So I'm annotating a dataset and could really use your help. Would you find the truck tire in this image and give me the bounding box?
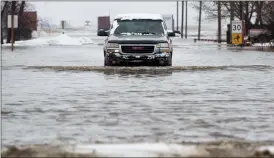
[167,55,172,66]
[104,58,108,66]
[104,57,120,66]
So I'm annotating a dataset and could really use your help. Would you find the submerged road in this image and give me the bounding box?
[2,36,274,150]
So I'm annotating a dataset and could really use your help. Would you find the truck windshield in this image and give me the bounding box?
[113,19,165,35]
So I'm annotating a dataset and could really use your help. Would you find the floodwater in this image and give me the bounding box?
[1,36,274,155]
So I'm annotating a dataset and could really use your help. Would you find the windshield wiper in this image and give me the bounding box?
[116,32,132,35]
[139,32,157,35]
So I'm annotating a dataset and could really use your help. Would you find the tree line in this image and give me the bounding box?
[191,1,274,38]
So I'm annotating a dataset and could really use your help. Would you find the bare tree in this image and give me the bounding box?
[191,1,258,28]
[1,1,9,44]
[261,1,274,38]
[1,1,38,43]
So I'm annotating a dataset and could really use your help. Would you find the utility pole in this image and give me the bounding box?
[61,20,65,34]
[198,1,202,40]
[239,1,243,20]
[185,1,188,39]
[239,1,244,45]
[11,11,14,51]
[245,1,248,46]
[245,1,248,31]
[230,1,234,44]
[217,1,221,43]
[176,1,179,31]
[11,1,16,51]
[181,1,184,38]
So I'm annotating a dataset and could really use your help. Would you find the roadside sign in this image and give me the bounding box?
[232,20,242,33]
[8,14,18,51]
[231,20,243,45]
[232,33,242,45]
[8,15,18,28]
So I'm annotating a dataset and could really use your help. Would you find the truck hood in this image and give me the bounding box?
[107,35,168,44]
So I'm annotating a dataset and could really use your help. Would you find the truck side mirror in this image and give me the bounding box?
[167,31,175,37]
[97,29,108,36]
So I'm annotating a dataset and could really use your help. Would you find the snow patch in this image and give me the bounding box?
[77,37,95,45]
[68,143,207,157]
[48,34,82,46]
[109,20,119,35]
[39,31,50,37]
[32,31,51,39]
[31,31,39,38]
[253,43,271,47]
[2,34,94,47]
[114,13,163,21]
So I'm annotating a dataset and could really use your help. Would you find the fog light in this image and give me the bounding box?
[114,53,121,56]
[156,52,169,57]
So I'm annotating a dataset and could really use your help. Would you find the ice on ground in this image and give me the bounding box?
[1,34,94,47]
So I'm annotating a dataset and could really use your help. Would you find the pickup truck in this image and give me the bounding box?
[98,13,174,66]
[248,28,272,44]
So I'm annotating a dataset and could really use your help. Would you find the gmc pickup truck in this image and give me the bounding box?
[98,13,173,66]
[248,28,272,43]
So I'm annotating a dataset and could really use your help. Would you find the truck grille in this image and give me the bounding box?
[121,46,155,53]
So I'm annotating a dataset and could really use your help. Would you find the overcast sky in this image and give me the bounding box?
[31,1,220,28]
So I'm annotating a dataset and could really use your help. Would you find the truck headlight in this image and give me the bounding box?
[156,43,169,48]
[156,43,170,53]
[107,43,119,48]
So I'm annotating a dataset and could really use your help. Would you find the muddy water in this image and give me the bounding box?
[2,41,274,150]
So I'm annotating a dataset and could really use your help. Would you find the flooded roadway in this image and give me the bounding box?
[1,37,274,154]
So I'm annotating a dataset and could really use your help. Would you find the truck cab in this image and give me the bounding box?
[102,13,174,66]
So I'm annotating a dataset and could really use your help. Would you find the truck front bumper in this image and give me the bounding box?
[105,52,171,65]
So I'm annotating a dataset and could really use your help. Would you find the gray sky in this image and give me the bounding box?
[31,1,230,31]
[32,2,205,27]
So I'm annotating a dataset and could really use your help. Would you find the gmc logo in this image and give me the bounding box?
[132,46,144,50]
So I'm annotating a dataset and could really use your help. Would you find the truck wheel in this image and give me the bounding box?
[104,57,120,66]
[167,56,172,66]
[104,58,109,66]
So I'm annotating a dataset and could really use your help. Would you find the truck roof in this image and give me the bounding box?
[114,13,163,21]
